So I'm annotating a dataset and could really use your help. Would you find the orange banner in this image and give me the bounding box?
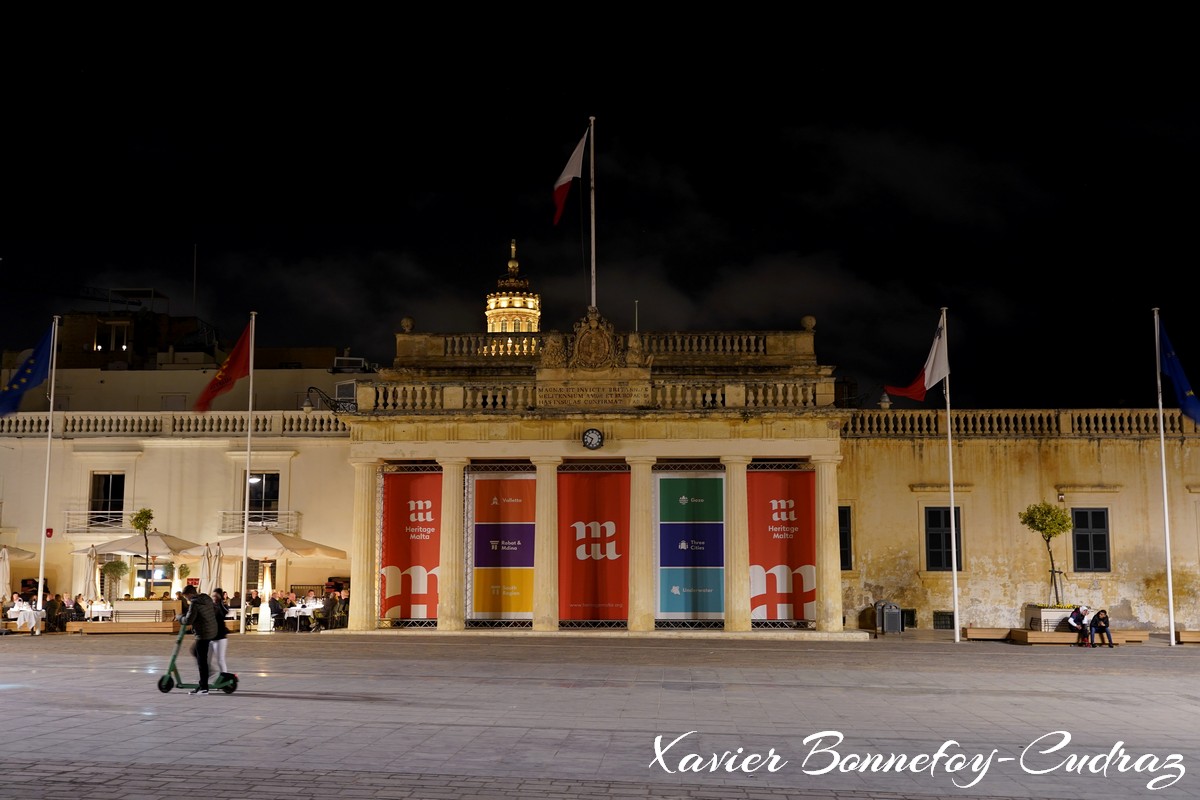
[381,472,442,619]
[747,470,816,620]
[558,471,630,620]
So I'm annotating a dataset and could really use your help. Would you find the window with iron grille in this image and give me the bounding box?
[925,506,962,571]
[1072,508,1110,572]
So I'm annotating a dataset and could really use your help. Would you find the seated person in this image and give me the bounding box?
[8,593,41,634]
[1090,608,1115,648]
[268,591,286,631]
[1066,605,1090,646]
[245,589,262,624]
[332,589,350,629]
[72,594,89,621]
[229,591,242,609]
[312,591,338,632]
[44,594,68,632]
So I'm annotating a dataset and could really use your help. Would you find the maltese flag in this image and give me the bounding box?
[553,129,589,225]
[885,313,950,401]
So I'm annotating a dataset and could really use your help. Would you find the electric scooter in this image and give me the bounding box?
[157,622,238,694]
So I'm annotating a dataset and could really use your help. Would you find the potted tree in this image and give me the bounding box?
[100,559,129,602]
[129,508,155,598]
[1018,501,1075,630]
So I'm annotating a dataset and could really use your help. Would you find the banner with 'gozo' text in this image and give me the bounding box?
[471,475,535,619]
[380,471,442,619]
[747,469,816,620]
[558,471,630,620]
[656,473,725,619]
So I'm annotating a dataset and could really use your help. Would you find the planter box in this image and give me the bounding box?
[1025,605,1072,631]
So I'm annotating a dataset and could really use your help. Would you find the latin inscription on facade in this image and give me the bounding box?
[538,383,651,408]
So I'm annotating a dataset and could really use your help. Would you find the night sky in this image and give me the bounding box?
[2,31,1196,410]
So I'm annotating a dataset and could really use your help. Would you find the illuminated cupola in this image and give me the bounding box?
[485,239,540,333]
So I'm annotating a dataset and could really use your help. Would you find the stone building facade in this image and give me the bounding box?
[2,305,1197,635]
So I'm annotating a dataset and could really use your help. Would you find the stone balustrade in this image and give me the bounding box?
[3,407,1196,439]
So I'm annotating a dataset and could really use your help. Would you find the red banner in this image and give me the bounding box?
[747,470,816,620]
[381,472,442,619]
[558,471,630,620]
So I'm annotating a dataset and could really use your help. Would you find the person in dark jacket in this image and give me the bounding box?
[210,589,232,679]
[178,585,218,694]
[1090,608,1114,648]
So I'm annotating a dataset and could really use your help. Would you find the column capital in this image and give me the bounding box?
[348,457,384,468]
[809,454,843,466]
[719,455,752,467]
[530,456,563,468]
[436,457,471,468]
[624,455,658,467]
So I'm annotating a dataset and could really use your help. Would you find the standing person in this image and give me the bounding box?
[1090,609,1115,648]
[210,588,232,680]
[178,585,218,694]
[1066,605,1090,647]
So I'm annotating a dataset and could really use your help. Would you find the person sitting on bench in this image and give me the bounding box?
[1090,608,1114,648]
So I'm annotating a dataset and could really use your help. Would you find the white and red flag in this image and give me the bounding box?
[885,313,950,401]
[552,129,589,225]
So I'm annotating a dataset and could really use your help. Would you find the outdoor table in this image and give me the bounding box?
[283,605,314,631]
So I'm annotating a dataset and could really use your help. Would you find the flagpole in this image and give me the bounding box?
[941,307,961,644]
[1152,308,1177,645]
[239,312,257,634]
[587,115,597,309]
[35,316,60,627]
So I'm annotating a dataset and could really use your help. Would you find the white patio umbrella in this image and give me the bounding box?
[197,544,224,595]
[1,544,38,561]
[85,545,101,601]
[1,545,38,603]
[73,532,204,599]
[0,547,11,601]
[182,531,347,561]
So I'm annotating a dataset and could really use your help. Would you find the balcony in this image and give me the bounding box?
[219,510,300,535]
[63,511,135,535]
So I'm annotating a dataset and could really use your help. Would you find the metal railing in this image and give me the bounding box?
[218,510,300,534]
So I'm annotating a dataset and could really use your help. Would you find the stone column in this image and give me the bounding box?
[348,458,382,632]
[531,456,562,632]
[626,456,657,632]
[811,454,844,632]
[721,455,752,632]
[436,457,469,631]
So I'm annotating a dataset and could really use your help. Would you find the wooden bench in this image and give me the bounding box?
[1008,629,1147,646]
[1176,631,1200,644]
[963,627,1011,640]
[2,619,43,634]
[66,620,180,635]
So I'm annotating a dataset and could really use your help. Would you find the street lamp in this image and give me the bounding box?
[303,386,356,415]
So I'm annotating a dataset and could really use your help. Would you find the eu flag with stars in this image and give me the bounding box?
[1160,320,1200,425]
[0,324,54,417]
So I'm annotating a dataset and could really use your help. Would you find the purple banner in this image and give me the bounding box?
[473,523,535,567]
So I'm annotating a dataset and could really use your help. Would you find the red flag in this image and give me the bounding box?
[553,129,588,225]
[884,315,950,401]
[194,322,252,413]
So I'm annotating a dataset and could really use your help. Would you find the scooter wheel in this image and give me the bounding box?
[157,675,175,693]
[221,676,238,694]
